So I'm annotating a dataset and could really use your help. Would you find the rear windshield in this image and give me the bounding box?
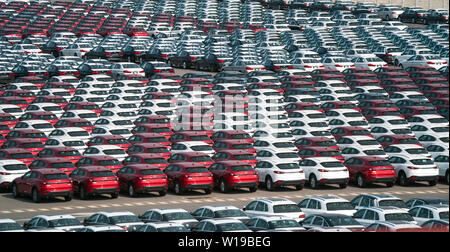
[44,173,69,180]
[231,165,254,172]
[11,153,34,159]
[379,200,407,208]
[139,169,164,175]
[384,213,414,222]
[52,162,75,169]
[98,160,120,166]
[90,171,115,177]
[368,160,391,166]
[3,164,28,170]
[190,156,213,162]
[185,167,209,173]
[326,202,354,211]
[273,204,301,213]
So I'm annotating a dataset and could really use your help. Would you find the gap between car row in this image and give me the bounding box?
[2,188,447,215]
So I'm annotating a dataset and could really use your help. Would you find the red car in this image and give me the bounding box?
[134,115,171,127]
[164,162,214,194]
[212,139,256,154]
[19,111,59,125]
[0,97,29,109]
[1,138,44,155]
[383,84,420,94]
[331,126,374,140]
[75,155,123,173]
[12,168,73,203]
[64,102,102,115]
[399,106,439,118]
[297,146,345,163]
[376,134,422,148]
[344,156,396,188]
[37,147,83,164]
[131,123,173,138]
[418,83,449,92]
[413,77,448,85]
[31,95,69,107]
[285,102,323,113]
[41,82,76,94]
[29,157,77,175]
[209,160,259,193]
[1,90,36,103]
[0,113,19,128]
[380,78,415,86]
[345,79,380,87]
[5,129,48,143]
[122,153,169,169]
[69,166,120,200]
[358,99,398,109]
[0,148,35,165]
[211,130,254,143]
[87,135,131,150]
[361,107,403,120]
[169,131,213,146]
[116,164,168,197]
[321,101,360,111]
[126,143,171,159]
[168,152,214,168]
[294,137,339,150]
[54,118,94,132]
[212,150,257,167]
[128,133,171,147]
[0,122,10,137]
[377,72,410,79]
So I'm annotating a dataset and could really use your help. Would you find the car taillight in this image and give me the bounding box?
[427,62,435,64]
[124,70,132,73]
[246,67,253,70]
[299,214,305,219]
[189,57,197,61]
[217,60,225,63]
[335,64,343,67]
[368,64,376,67]
[407,166,418,170]
[318,169,328,172]
[274,171,284,174]
[0,172,9,175]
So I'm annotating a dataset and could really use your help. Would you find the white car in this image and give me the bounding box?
[91,125,133,139]
[0,218,25,232]
[322,57,355,72]
[350,194,409,211]
[0,160,29,191]
[190,206,250,222]
[354,207,418,227]
[243,198,306,222]
[133,222,189,232]
[290,58,324,71]
[365,221,422,232]
[351,57,388,71]
[433,154,449,185]
[111,62,145,78]
[83,145,127,161]
[83,211,144,231]
[0,104,23,117]
[387,154,439,186]
[341,145,388,159]
[44,137,87,150]
[49,127,90,143]
[398,54,447,70]
[170,141,215,156]
[298,195,357,217]
[368,116,414,137]
[60,43,93,57]
[254,159,305,191]
[299,157,349,189]
[139,208,198,229]
[244,216,306,232]
[191,218,252,232]
[383,144,432,159]
[253,139,298,153]
[23,214,84,231]
[408,205,449,225]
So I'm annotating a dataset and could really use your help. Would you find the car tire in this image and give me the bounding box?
[249,186,257,192]
[429,180,437,186]
[159,190,166,196]
[64,193,72,202]
[295,184,303,190]
[174,181,183,195]
[265,176,274,191]
[309,174,319,189]
[339,183,347,189]
[128,183,136,197]
[398,171,409,186]
[356,174,367,188]
[79,185,88,200]
[219,179,229,193]
[386,182,394,187]
[32,188,40,203]
[111,191,119,199]
[12,183,19,198]
[204,188,212,194]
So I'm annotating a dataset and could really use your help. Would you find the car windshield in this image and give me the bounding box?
[277,163,300,169]
[384,213,414,222]
[321,162,345,168]
[0,221,23,231]
[49,218,81,227]
[43,173,69,180]
[163,212,194,221]
[185,167,209,173]
[98,160,120,166]
[410,159,434,165]
[190,156,213,162]
[326,202,354,211]
[379,200,407,208]
[269,219,301,229]
[217,222,248,231]
[191,146,213,151]
[110,215,141,224]
[327,215,361,226]
[158,226,189,232]
[215,209,247,218]
[104,149,126,155]
[273,204,301,213]
[90,171,115,177]
[276,153,299,159]
[3,164,28,170]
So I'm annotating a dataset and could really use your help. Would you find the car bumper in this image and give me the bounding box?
[367,177,396,183]
[184,183,213,190]
[319,178,349,185]
[408,176,439,182]
[41,190,72,198]
[87,187,119,195]
[275,180,306,186]
[230,181,258,189]
[137,185,167,192]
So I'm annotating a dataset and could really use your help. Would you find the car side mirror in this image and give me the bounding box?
[243,207,247,211]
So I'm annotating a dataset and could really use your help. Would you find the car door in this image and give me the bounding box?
[415,208,432,225]
[359,209,376,227]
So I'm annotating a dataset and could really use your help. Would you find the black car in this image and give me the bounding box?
[194,54,232,72]
[141,61,173,77]
[399,8,428,23]
[309,0,334,12]
[424,9,449,24]
[169,50,203,69]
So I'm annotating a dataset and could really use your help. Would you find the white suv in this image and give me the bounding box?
[0,160,29,191]
[298,195,357,216]
[243,198,306,222]
[254,160,306,191]
[408,204,449,225]
[353,206,418,227]
[387,154,439,186]
[299,157,349,189]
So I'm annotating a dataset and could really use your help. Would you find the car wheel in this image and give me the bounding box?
[64,193,72,202]
[204,188,212,194]
[295,184,304,190]
[174,181,182,195]
[219,179,229,193]
[79,185,88,200]
[159,190,167,196]
[398,171,409,186]
[339,183,348,189]
[386,182,394,187]
[265,176,274,191]
[309,174,319,189]
[394,59,399,66]
[249,186,257,192]
[128,183,136,197]
[32,188,40,203]
[429,180,437,186]
[12,183,19,198]
[111,191,119,199]
[356,174,367,188]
